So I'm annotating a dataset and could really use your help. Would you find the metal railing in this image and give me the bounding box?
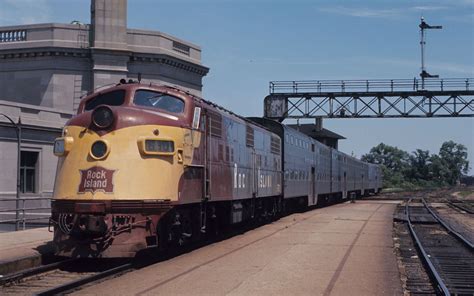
[0,197,51,230]
[269,78,473,94]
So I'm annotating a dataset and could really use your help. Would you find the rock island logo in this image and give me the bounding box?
[78,166,115,194]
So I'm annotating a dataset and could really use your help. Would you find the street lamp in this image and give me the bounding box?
[0,113,22,231]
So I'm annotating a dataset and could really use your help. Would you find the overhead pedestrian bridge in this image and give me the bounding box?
[265,78,474,121]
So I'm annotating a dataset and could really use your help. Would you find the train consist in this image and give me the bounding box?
[51,82,382,257]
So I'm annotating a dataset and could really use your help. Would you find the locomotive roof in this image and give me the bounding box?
[80,81,277,134]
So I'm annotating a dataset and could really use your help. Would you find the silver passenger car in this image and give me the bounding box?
[249,118,382,206]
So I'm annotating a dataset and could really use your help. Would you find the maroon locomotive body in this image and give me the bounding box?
[51,82,282,257]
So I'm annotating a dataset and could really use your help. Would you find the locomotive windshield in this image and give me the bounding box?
[84,90,126,111]
[134,90,185,114]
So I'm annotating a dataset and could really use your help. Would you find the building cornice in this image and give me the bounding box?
[130,54,209,76]
[0,47,209,76]
[0,47,89,59]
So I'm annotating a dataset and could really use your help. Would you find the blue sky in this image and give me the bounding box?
[1,0,473,171]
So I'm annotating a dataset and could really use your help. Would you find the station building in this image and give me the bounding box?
[288,123,345,150]
[0,0,208,223]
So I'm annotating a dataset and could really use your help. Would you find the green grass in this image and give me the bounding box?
[457,189,474,198]
[381,188,406,193]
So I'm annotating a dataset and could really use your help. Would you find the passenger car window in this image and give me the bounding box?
[134,90,185,114]
[85,90,126,111]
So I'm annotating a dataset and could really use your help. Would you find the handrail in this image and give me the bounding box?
[0,197,51,230]
[0,216,51,224]
[0,207,51,213]
[269,78,473,94]
[0,197,51,201]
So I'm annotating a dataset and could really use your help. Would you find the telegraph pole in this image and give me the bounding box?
[419,17,442,89]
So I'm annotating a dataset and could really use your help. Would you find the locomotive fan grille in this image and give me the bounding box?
[246,126,254,147]
[209,113,222,138]
[271,136,281,154]
[218,144,224,160]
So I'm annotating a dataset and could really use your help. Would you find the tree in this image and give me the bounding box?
[362,141,470,188]
[408,149,431,180]
[361,143,410,187]
[361,143,409,170]
[437,141,469,185]
[428,154,450,184]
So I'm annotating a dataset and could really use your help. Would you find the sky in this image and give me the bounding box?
[1,0,473,172]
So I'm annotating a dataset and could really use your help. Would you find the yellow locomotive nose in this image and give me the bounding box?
[51,119,189,257]
[53,123,185,201]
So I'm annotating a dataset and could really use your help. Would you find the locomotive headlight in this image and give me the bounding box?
[91,106,114,129]
[138,137,175,156]
[53,137,74,156]
[90,140,110,160]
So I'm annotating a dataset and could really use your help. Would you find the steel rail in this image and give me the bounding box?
[421,198,474,250]
[405,198,451,296]
[0,259,75,286]
[35,262,133,296]
[447,201,474,215]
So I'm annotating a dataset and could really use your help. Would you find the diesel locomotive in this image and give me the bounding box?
[50,81,381,257]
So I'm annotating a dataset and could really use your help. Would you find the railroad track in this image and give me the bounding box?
[0,258,133,295]
[406,198,474,295]
[0,220,278,295]
[448,200,474,215]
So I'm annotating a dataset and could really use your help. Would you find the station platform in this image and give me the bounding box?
[0,227,53,275]
[76,200,403,296]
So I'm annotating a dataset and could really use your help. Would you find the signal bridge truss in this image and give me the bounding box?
[264,78,474,121]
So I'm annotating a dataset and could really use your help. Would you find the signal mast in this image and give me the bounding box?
[419,17,442,89]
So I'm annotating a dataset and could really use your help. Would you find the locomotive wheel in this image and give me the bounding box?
[157,209,192,250]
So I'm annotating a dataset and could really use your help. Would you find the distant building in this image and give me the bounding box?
[288,123,345,149]
[0,0,208,223]
[460,175,474,186]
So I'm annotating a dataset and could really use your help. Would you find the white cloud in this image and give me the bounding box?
[318,7,403,19]
[247,57,333,66]
[411,6,448,11]
[318,5,455,20]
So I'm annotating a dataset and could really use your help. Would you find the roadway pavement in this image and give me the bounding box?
[76,200,403,296]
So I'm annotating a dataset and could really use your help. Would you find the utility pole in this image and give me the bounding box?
[419,17,442,89]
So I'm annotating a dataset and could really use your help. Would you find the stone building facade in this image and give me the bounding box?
[0,0,208,227]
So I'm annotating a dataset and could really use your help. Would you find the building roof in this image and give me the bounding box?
[287,124,346,140]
